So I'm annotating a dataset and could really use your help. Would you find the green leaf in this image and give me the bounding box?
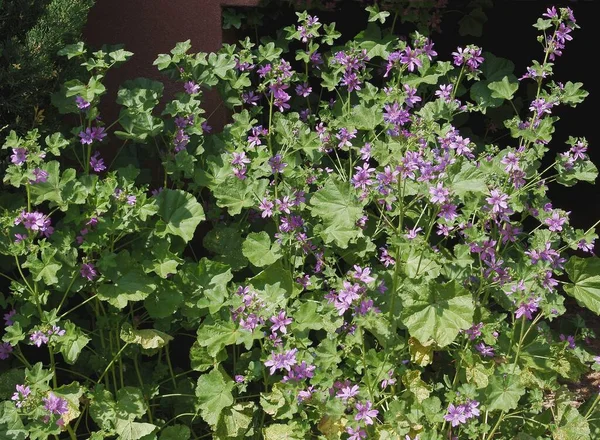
[366,5,390,23]
[203,226,248,272]
[242,232,281,267]
[213,178,267,216]
[98,267,157,309]
[458,7,487,37]
[196,320,255,358]
[23,247,61,286]
[114,419,156,440]
[485,374,525,412]
[0,401,27,440]
[488,76,519,101]
[291,301,323,332]
[209,53,236,79]
[348,104,383,131]
[553,406,590,440]
[450,163,488,196]
[116,387,146,419]
[216,403,254,438]
[263,422,306,440]
[561,81,588,107]
[58,321,90,364]
[120,323,173,350]
[155,189,205,243]
[401,281,474,347]
[144,280,184,319]
[564,257,600,314]
[159,425,191,440]
[310,178,363,248]
[195,369,234,427]
[57,42,86,59]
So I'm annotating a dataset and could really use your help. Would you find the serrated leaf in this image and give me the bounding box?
[159,425,190,440]
[564,257,600,314]
[115,419,156,440]
[196,369,234,427]
[401,281,473,347]
[120,323,173,350]
[485,374,525,412]
[242,232,281,267]
[488,76,518,101]
[310,178,363,248]
[156,189,205,242]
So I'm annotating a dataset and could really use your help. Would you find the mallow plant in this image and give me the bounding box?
[1,5,600,439]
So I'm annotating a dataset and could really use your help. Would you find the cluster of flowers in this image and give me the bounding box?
[30,325,66,347]
[14,210,54,240]
[444,399,481,427]
[12,385,69,427]
[325,265,381,317]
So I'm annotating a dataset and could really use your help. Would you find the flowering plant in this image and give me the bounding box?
[1,5,599,440]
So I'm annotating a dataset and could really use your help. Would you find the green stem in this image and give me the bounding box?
[133,354,154,424]
[166,345,177,389]
[49,347,58,388]
[483,411,505,440]
[59,294,97,319]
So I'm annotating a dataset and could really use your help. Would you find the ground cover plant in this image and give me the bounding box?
[1,4,600,439]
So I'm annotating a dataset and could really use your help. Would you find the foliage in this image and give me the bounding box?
[0,0,94,134]
[1,4,600,440]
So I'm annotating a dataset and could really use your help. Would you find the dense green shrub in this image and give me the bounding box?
[0,0,94,134]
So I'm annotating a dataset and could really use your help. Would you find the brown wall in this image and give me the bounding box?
[83,0,259,132]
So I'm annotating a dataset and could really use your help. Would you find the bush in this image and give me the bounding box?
[1,4,599,439]
[0,0,94,134]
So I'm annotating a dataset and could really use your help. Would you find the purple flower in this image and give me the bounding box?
[0,342,13,360]
[346,427,367,440]
[90,151,106,172]
[486,189,509,214]
[354,400,378,425]
[295,83,312,97]
[578,239,595,254]
[30,330,49,347]
[184,81,200,94]
[444,403,467,427]
[463,400,481,419]
[515,297,541,320]
[270,311,292,335]
[79,128,94,145]
[352,265,375,284]
[429,182,449,204]
[81,263,97,281]
[91,127,106,142]
[435,84,453,101]
[234,375,245,383]
[264,348,298,375]
[268,154,287,174]
[10,148,27,166]
[545,211,568,232]
[43,392,69,415]
[400,47,423,72]
[4,309,16,326]
[242,90,260,106]
[75,96,90,110]
[336,128,357,149]
[11,384,31,408]
[14,211,53,237]
[48,325,66,337]
[259,198,274,218]
[126,195,137,206]
[560,334,576,349]
[337,384,360,402]
[475,342,495,357]
[30,168,49,184]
